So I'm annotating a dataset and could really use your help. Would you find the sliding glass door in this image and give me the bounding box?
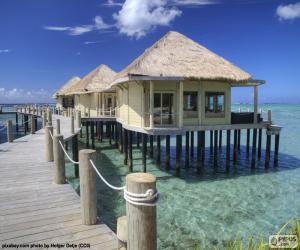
[154,92,174,126]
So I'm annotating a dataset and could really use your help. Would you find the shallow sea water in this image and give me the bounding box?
[2,104,300,249]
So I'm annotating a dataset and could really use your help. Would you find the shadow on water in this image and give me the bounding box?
[65,128,300,249]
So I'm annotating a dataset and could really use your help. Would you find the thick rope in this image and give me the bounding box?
[89,159,159,206]
[58,140,79,164]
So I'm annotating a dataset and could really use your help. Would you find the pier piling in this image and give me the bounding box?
[45,125,54,162]
[56,119,61,135]
[7,120,13,143]
[53,134,65,184]
[142,133,147,172]
[185,131,189,168]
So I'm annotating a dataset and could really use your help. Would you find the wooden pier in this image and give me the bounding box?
[0,114,118,249]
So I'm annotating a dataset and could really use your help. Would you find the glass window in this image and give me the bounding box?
[183,92,197,111]
[205,92,225,115]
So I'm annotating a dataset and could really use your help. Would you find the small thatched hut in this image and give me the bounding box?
[53,76,81,109]
[68,64,117,117]
[110,31,264,132]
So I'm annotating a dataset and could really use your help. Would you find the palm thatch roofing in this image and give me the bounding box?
[68,64,116,95]
[112,31,254,85]
[53,76,81,98]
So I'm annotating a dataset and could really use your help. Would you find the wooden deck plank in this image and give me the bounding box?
[0,114,117,249]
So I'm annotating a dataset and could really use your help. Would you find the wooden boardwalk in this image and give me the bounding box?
[0,115,118,250]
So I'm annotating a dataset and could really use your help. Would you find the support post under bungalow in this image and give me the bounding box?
[128,130,133,172]
[274,133,280,166]
[265,129,272,168]
[190,131,194,158]
[15,113,18,133]
[213,130,218,166]
[251,129,257,168]
[119,124,123,153]
[226,130,231,167]
[136,132,140,148]
[176,135,182,173]
[219,130,222,149]
[85,121,89,148]
[185,131,189,168]
[149,135,154,158]
[237,129,241,151]
[91,121,95,149]
[165,135,171,170]
[123,128,128,165]
[201,131,205,162]
[233,130,238,163]
[258,128,262,159]
[100,121,103,142]
[72,135,79,178]
[210,130,213,154]
[197,131,201,172]
[142,133,147,172]
[156,135,161,164]
[246,129,250,157]
[115,123,119,148]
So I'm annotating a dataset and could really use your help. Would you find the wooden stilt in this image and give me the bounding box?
[176,135,182,173]
[233,130,238,163]
[149,135,154,158]
[100,122,103,142]
[108,122,112,145]
[251,129,257,168]
[115,123,118,148]
[128,130,133,172]
[265,130,271,168]
[91,121,95,149]
[142,134,147,172]
[136,132,140,148]
[166,135,170,170]
[15,113,18,133]
[258,128,262,158]
[226,130,231,167]
[201,131,205,162]
[24,115,29,134]
[197,131,201,172]
[123,128,128,165]
[237,129,241,151]
[190,131,194,158]
[156,135,161,164]
[246,129,250,157]
[219,130,222,149]
[185,131,189,168]
[210,130,213,154]
[274,133,280,166]
[214,130,218,166]
[119,124,123,153]
[72,135,79,178]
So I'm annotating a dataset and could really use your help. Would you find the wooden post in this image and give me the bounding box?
[237,129,241,151]
[136,132,140,148]
[165,135,170,170]
[246,129,250,157]
[31,116,35,134]
[128,130,133,172]
[53,134,65,184]
[71,115,75,134]
[56,119,61,135]
[176,135,182,173]
[253,86,258,124]
[123,128,128,165]
[126,173,157,250]
[233,130,238,163]
[86,121,89,148]
[142,134,147,172]
[45,125,54,162]
[117,216,127,249]
[210,130,213,154]
[7,120,13,143]
[100,121,103,142]
[251,129,257,168]
[91,121,95,149]
[72,135,79,178]
[190,131,194,158]
[258,128,262,158]
[214,130,218,166]
[79,149,97,225]
[265,130,271,168]
[219,130,222,149]
[226,130,231,167]
[47,109,52,125]
[274,133,280,165]
[108,122,112,145]
[42,112,46,128]
[156,135,161,164]
[185,131,189,168]
[268,110,272,124]
[149,135,154,158]
[119,124,123,153]
[24,115,29,133]
[15,113,18,133]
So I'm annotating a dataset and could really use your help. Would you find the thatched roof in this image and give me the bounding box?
[68,64,116,94]
[112,31,252,84]
[53,76,81,97]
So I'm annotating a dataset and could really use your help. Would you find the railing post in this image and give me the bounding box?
[53,134,65,184]
[56,119,61,134]
[7,120,13,143]
[47,109,52,125]
[126,173,157,250]
[71,115,75,134]
[42,111,47,128]
[268,109,272,124]
[79,149,97,225]
[45,125,54,162]
[31,116,35,134]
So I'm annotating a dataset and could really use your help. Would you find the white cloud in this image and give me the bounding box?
[113,0,182,39]
[276,2,300,20]
[170,0,218,6]
[0,87,53,103]
[84,41,102,45]
[103,0,123,7]
[43,16,112,36]
[0,49,11,54]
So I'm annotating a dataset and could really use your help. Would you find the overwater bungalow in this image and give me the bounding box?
[53,76,81,110]
[67,64,117,118]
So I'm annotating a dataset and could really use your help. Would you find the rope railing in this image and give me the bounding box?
[89,159,160,206]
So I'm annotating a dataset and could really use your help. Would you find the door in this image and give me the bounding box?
[154,92,174,126]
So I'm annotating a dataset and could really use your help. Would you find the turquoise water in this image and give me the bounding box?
[2,104,300,249]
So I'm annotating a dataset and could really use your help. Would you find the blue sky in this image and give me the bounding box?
[0,0,299,104]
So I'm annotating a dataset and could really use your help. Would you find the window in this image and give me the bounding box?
[205,92,225,117]
[154,92,174,125]
[183,91,197,118]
